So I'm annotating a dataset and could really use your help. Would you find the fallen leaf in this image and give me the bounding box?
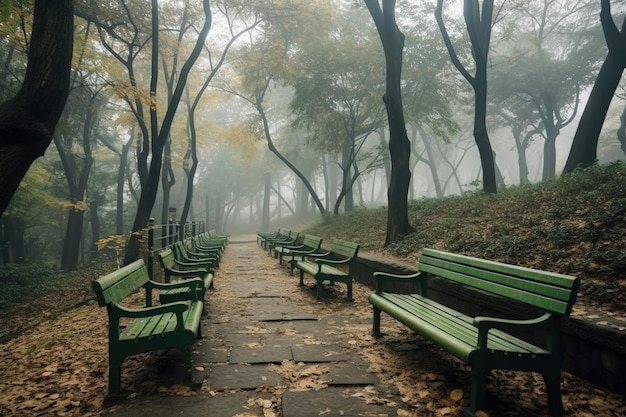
[450,389,463,402]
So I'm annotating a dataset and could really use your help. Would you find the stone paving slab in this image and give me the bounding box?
[204,364,285,391]
[291,344,349,363]
[281,387,404,417]
[229,345,293,364]
[106,391,275,417]
[326,362,378,386]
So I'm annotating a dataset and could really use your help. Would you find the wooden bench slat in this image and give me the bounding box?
[419,262,572,314]
[421,254,576,301]
[422,248,578,289]
[377,293,546,355]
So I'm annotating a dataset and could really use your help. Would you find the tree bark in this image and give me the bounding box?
[435,0,497,193]
[364,0,416,245]
[563,1,626,172]
[262,173,271,231]
[0,0,74,217]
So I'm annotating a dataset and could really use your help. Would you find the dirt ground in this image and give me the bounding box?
[0,238,625,416]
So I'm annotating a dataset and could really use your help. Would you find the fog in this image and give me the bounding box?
[1,0,625,264]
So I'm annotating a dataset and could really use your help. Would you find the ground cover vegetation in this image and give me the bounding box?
[305,162,626,313]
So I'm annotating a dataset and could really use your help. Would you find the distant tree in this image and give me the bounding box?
[179,4,261,228]
[0,0,74,217]
[564,0,626,172]
[435,0,497,193]
[290,6,386,215]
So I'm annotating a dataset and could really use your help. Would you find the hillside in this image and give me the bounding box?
[305,162,626,314]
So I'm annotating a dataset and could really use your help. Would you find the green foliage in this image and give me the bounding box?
[0,263,60,305]
[304,162,626,289]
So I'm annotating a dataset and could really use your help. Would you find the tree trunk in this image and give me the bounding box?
[262,173,271,231]
[124,0,212,264]
[117,136,133,234]
[436,0,497,193]
[61,209,84,271]
[1,216,26,264]
[563,2,626,173]
[364,0,416,245]
[618,102,626,157]
[0,0,74,217]
[89,196,102,256]
[542,126,558,180]
[418,127,444,198]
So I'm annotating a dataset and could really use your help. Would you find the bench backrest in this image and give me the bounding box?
[302,235,323,250]
[92,259,149,307]
[157,248,175,269]
[328,239,360,260]
[418,248,580,316]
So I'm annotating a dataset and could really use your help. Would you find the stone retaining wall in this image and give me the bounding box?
[353,253,626,395]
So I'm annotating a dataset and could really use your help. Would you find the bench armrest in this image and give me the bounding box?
[303,250,331,258]
[279,243,304,250]
[373,271,424,294]
[146,278,203,302]
[168,267,208,277]
[113,301,189,333]
[316,257,350,267]
[473,312,557,349]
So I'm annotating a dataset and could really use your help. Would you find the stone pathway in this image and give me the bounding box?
[106,235,406,417]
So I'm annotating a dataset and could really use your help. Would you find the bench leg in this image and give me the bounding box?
[372,306,382,337]
[299,269,305,287]
[543,370,564,417]
[108,354,124,394]
[466,368,488,416]
[345,279,354,302]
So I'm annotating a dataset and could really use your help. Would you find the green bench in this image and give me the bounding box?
[157,248,214,303]
[293,239,360,301]
[195,231,227,253]
[265,229,297,252]
[173,240,218,269]
[273,234,323,271]
[260,229,293,251]
[92,259,204,394]
[369,248,580,417]
[257,229,280,246]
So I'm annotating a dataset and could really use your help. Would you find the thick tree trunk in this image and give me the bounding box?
[364,0,416,246]
[473,71,497,192]
[563,2,626,172]
[0,0,74,216]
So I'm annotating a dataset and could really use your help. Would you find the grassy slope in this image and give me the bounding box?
[304,162,626,310]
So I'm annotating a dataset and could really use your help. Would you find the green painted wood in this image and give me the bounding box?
[419,249,580,315]
[369,248,579,416]
[92,260,204,394]
[293,239,360,301]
